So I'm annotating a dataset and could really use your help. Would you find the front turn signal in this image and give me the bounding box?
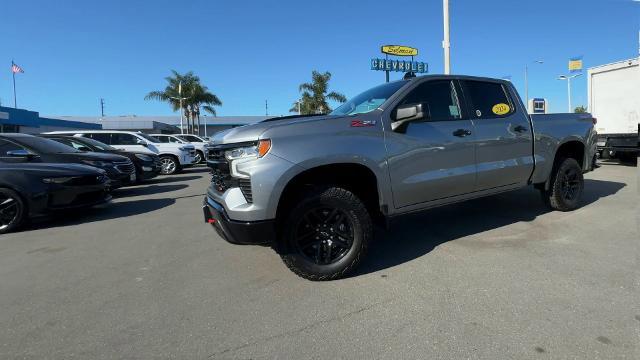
[258,139,271,158]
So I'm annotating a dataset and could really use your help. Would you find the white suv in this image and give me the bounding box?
[152,134,211,164]
[45,130,196,175]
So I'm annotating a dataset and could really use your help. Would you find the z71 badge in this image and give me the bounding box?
[350,120,376,127]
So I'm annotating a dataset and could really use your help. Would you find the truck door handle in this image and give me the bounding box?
[453,129,472,137]
[514,125,528,133]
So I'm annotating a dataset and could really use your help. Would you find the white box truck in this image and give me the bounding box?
[588,58,639,159]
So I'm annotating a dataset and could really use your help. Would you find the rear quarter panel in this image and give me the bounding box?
[530,113,597,184]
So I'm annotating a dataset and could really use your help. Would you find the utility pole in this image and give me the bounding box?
[265,100,268,116]
[443,0,451,74]
[100,98,105,117]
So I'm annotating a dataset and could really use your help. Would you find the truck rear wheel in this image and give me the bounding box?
[542,157,584,211]
[279,187,372,281]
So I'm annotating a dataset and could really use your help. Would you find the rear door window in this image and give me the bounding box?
[85,133,112,144]
[111,133,138,145]
[462,80,514,119]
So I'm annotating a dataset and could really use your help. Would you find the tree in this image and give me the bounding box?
[574,105,587,113]
[145,70,222,134]
[290,71,346,115]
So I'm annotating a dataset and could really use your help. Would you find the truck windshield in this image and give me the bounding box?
[330,80,408,116]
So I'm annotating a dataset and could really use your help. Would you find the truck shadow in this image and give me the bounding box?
[354,179,625,277]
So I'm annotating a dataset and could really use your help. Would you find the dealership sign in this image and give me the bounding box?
[371,58,428,73]
[381,45,418,56]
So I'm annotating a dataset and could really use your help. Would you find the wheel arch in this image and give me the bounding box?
[274,162,385,227]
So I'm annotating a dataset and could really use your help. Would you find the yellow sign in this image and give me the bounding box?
[568,58,583,72]
[492,103,511,115]
[381,45,418,57]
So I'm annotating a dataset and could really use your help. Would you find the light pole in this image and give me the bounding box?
[170,81,189,134]
[557,73,582,113]
[443,0,451,74]
[524,60,543,110]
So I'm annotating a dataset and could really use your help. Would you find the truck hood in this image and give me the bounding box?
[212,114,338,145]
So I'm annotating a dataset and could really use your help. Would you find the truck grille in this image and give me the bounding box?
[114,160,135,174]
[207,145,253,203]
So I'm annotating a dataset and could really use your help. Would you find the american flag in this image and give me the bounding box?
[11,62,24,74]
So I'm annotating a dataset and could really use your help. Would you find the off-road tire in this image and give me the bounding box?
[279,187,373,281]
[542,157,584,211]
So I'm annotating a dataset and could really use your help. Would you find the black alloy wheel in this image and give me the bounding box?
[294,207,355,265]
[559,166,581,202]
[279,187,373,281]
[542,157,584,211]
[0,188,25,234]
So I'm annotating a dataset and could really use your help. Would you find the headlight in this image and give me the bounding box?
[82,160,110,167]
[42,177,75,184]
[225,140,271,161]
[135,153,153,161]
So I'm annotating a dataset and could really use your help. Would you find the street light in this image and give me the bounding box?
[524,60,543,109]
[557,73,582,113]
[169,81,190,134]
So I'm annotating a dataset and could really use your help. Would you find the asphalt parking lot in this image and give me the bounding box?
[0,162,637,359]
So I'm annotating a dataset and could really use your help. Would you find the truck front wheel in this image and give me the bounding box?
[279,187,373,281]
[542,157,584,211]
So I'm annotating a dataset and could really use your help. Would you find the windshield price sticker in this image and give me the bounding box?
[492,103,510,115]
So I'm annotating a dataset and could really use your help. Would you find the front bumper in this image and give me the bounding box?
[203,196,275,245]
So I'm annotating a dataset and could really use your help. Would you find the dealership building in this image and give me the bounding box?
[45,115,269,135]
[0,106,102,133]
[0,107,269,136]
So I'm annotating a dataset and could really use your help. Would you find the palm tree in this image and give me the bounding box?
[145,70,222,134]
[290,71,346,115]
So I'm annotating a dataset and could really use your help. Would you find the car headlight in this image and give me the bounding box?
[42,177,76,184]
[135,153,153,161]
[82,160,111,167]
[225,140,271,161]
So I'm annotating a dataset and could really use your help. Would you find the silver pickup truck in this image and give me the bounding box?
[203,75,597,280]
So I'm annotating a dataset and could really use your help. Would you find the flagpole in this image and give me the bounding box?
[11,60,17,108]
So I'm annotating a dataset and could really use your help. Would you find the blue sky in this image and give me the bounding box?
[1,0,638,116]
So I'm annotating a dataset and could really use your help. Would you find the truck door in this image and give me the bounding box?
[460,80,534,190]
[385,79,477,208]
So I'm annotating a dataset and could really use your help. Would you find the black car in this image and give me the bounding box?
[0,162,111,234]
[0,133,135,189]
[41,134,162,183]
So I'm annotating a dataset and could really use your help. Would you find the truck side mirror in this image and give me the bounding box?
[391,103,429,132]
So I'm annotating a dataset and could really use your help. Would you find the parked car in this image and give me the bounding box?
[173,134,213,163]
[0,162,111,234]
[150,134,208,164]
[0,134,135,189]
[45,130,196,175]
[41,134,162,183]
[203,75,598,280]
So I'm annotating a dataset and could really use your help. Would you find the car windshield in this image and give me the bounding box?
[18,136,81,153]
[136,133,160,143]
[75,137,116,151]
[330,80,408,116]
